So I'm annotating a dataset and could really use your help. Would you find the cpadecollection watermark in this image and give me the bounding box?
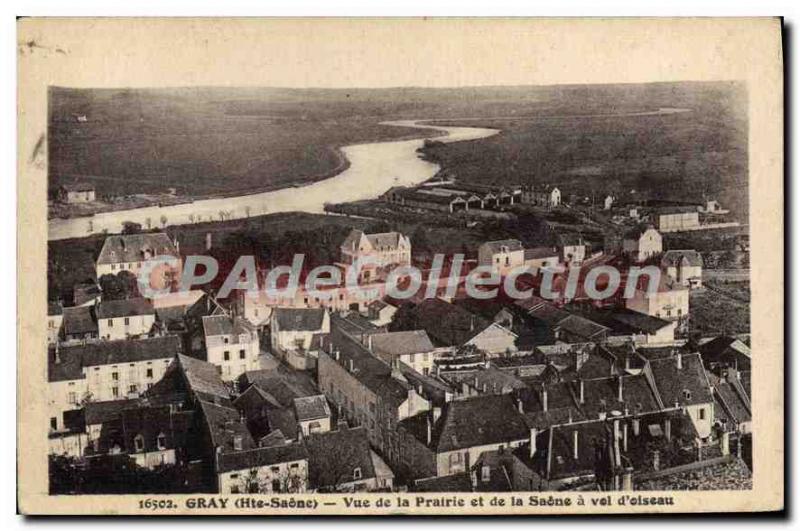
[136,253,662,302]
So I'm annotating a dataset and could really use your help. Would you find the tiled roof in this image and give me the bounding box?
[607,309,673,335]
[96,233,179,266]
[405,298,492,347]
[369,330,435,362]
[198,399,255,453]
[217,443,308,473]
[273,307,327,332]
[524,247,558,260]
[202,315,255,337]
[648,353,714,408]
[403,394,530,453]
[83,398,139,425]
[661,250,703,268]
[50,336,180,379]
[293,395,331,422]
[305,427,376,490]
[96,298,155,319]
[177,354,231,400]
[480,239,524,254]
[62,306,97,336]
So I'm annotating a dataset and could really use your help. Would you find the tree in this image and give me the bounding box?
[121,221,142,234]
[160,215,168,228]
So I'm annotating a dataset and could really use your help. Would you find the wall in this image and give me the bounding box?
[218,459,308,494]
[84,357,173,401]
[98,313,156,341]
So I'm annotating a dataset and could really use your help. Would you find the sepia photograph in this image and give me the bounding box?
[17,17,783,515]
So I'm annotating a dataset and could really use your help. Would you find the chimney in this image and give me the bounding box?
[578,379,585,404]
[652,450,660,471]
[517,399,524,414]
[54,343,61,364]
[664,418,672,441]
[676,353,683,370]
[432,407,442,424]
[632,417,640,436]
[529,427,538,457]
[348,359,355,373]
[572,430,579,460]
[367,334,373,352]
[617,375,624,402]
[426,415,432,446]
[622,422,628,451]
[541,386,548,412]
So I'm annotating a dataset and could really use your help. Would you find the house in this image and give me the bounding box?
[603,195,615,210]
[47,302,64,345]
[623,225,663,262]
[293,395,332,437]
[367,300,398,327]
[655,206,700,232]
[367,330,437,375]
[557,234,586,265]
[403,298,518,356]
[709,371,751,435]
[73,282,102,307]
[317,325,430,472]
[478,239,525,274]
[661,250,703,288]
[339,229,411,281]
[522,247,560,274]
[47,336,181,430]
[625,276,689,326]
[305,427,391,492]
[386,187,471,213]
[57,182,96,204]
[522,185,561,208]
[697,336,751,375]
[602,309,676,345]
[217,444,309,494]
[397,394,531,480]
[270,308,330,370]
[202,314,260,381]
[61,305,98,344]
[95,232,181,280]
[96,298,156,340]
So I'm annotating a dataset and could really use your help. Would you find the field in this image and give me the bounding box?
[689,281,751,337]
[419,82,748,221]
[49,83,747,223]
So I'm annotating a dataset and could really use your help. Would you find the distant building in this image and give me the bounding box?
[217,444,309,494]
[57,183,95,204]
[521,185,561,208]
[655,207,700,232]
[202,314,260,381]
[293,395,332,437]
[367,330,437,376]
[623,225,663,262]
[96,298,156,341]
[661,250,703,288]
[625,277,689,326]
[270,308,330,370]
[478,239,525,274]
[603,195,615,210]
[60,305,98,344]
[339,229,411,281]
[47,302,63,346]
[522,247,560,274]
[95,232,181,280]
[367,300,398,327]
[699,199,729,215]
[305,427,393,492]
[557,234,587,265]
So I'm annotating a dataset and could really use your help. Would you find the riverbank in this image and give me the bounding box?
[48,120,499,240]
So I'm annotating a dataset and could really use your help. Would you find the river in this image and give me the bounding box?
[47,120,500,241]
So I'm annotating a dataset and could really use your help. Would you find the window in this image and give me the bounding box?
[682,389,692,401]
[129,384,138,394]
[157,433,167,450]
[224,351,230,361]
[134,434,144,452]
[230,485,240,494]
[146,368,153,378]
[111,264,116,271]
[239,349,246,359]
[698,408,706,420]
[111,387,119,397]
[147,383,153,390]
[68,392,77,404]
[50,417,57,431]
[112,372,119,381]
[124,317,130,326]
[108,319,114,327]
[223,337,229,344]
[353,467,362,480]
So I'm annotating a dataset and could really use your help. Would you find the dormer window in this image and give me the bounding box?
[353,467,362,480]
[682,389,692,401]
[134,434,145,452]
[156,433,167,450]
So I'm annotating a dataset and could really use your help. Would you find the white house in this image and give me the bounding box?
[623,225,663,262]
[603,195,615,210]
[202,314,261,381]
[217,444,309,494]
[271,308,330,370]
[478,239,525,275]
[661,250,703,288]
[626,277,689,324]
[367,300,398,327]
[655,207,700,232]
[339,229,411,282]
[522,185,561,208]
[368,330,438,376]
[57,183,96,204]
[558,234,587,266]
[96,298,156,341]
[293,395,332,437]
[95,232,181,280]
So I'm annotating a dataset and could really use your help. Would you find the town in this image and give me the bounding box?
[45,173,752,495]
